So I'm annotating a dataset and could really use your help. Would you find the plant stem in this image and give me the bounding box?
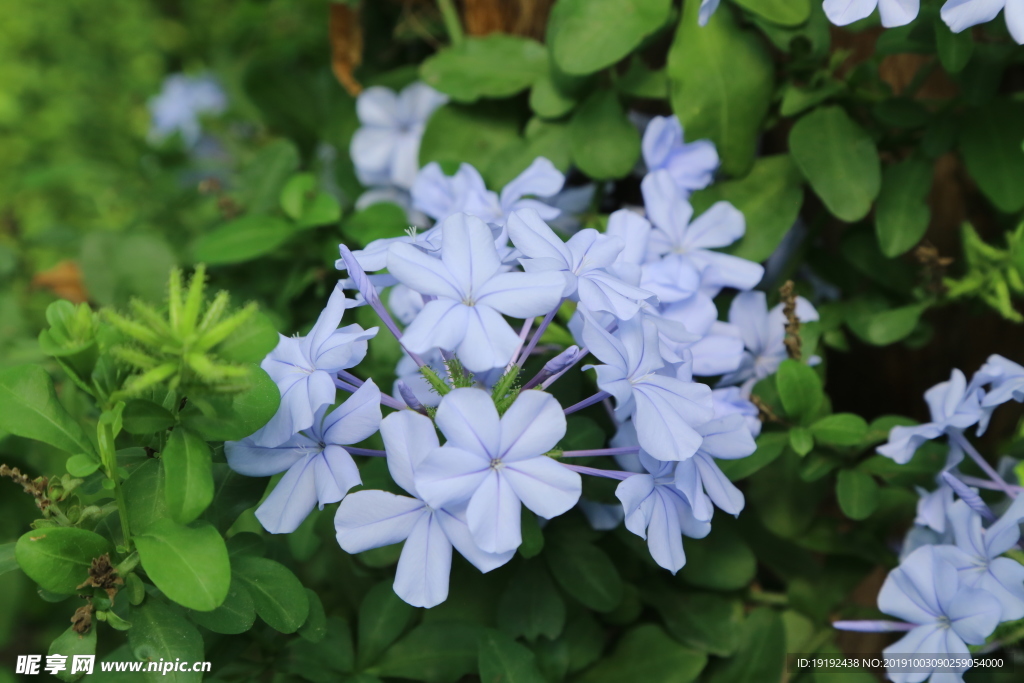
[952,433,1017,498]
[517,307,559,366]
[560,463,631,480]
[436,0,464,46]
[560,447,639,458]
[98,420,132,552]
[564,391,611,415]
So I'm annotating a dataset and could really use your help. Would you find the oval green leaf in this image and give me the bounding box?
[15,527,111,594]
[135,519,230,611]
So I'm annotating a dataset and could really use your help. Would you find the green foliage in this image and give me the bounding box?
[5,0,1024,678]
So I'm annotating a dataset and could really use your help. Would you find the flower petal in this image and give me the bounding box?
[322,379,383,446]
[255,456,318,534]
[467,470,523,554]
[394,512,453,608]
[334,490,427,553]
[504,457,582,519]
[498,391,567,462]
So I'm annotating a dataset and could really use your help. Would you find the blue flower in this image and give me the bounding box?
[877,369,984,465]
[711,387,762,437]
[641,170,764,299]
[507,208,653,320]
[334,410,514,608]
[934,497,1024,621]
[350,82,447,190]
[615,452,710,573]
[582,313,714,461]
[876,545,1001,683]
[226,380,382,533]
[824,0,920,27]
[674,415,756,521]
[413,388,582,554]
[641,116,718,197]
[977,354,1024,410]
[718,290,820,391]
[412,157,564,226]
[255,284,377,447]
[698,0,721,26]
[386,213,564,372]
[148,74,227,147]
[942,0,1024,45]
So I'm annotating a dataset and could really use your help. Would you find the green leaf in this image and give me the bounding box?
[193,215,294,265]
[0,365,94,456]
[569,89,640,180]
[810,414,869,446]
[718,432,787,481]
[66,453,101,477]
[959,100,1024,213]
[615,58,669,99]
[299,588,327,644]
[576,624,706,683]
[667,2,773,176]
[732,0,810,25]
[162,428,214,524]
[135,519,230,611]
[0,541,17,577]
[357,580,414,666]
[529,71,580,119]
[188,577,256,634]
[181,366,280,441]
[875,159,932,257]
[776,359,823,419]
[644,589,742,657]
[478,628,546,683]
[15,527,110,594]
[49,625,97,682]
[846,301,929,346]
[124,458,170,534]
[705,608,784,683]
[486,119,573,189]
[690,154,804,263]
[519,508,546,558]
[545,539,624,612]
[239,139,301,214]
[216,312,279,364]
[935,18,973,74]
[790,106,881,222]
[836,470,880,521]
[789,427,814,456]
[421,35,547,102]
[371,621,480,683]
[280,173,316,220]
[121,400,175,435]
[678,521,756,591]
[342,203,411,248]
[128,601,205,683]
[233,554,309,633]
[497,561,565,641]
[548,0,674,75]
[419,102,523,188]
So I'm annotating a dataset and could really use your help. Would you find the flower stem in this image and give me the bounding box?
[560,463,631,480]
[346,447,387,457]
[334,376,406,411]
[517,307,559,366]
[952,433,1017,498]
[436,0,464,46]
[564,391,611,416]
[561,447,639,458]
[831,620,916,633]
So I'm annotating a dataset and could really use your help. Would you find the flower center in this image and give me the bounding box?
[489,457,505,471]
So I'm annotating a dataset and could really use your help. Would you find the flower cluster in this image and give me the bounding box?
[836,355,1024,682]
[148,73,227,147]
[699,0,1024,45]
[224,107,825,608]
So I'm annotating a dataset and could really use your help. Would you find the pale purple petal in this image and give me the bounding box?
[457,305,523,372]
[255,455,318,534]
[436,507,515,573]
[415,446,491,509]
[225,433,313,477]
[498,391,566,462]
[321,379,383,446]
[681,201,744,250]
[380,410,440,496]
[435,387,501,455]
[400,299,470,356]
[314,446,361,507]
[824,0,880,27]
[334,490,427,552]
[503,457,582,519]
[879,0,920,27]
[467,470,523,554]
[474,271,565,318]
[940,0,1004,34]
[393,512,453,608]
